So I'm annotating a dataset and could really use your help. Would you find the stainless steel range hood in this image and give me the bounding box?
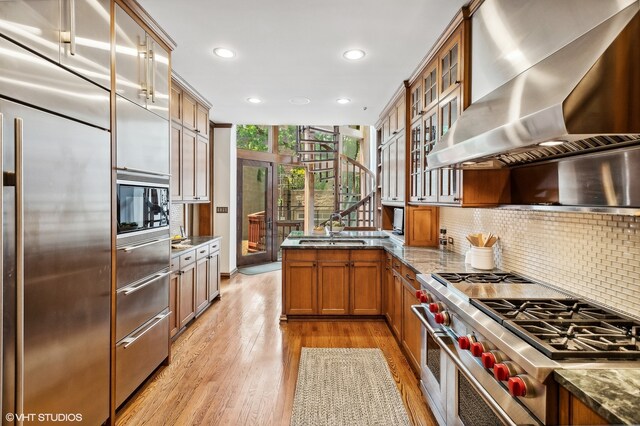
[427,0,640,169]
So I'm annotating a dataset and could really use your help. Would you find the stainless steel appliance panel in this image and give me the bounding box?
[114,4,147,109]
[117,180,170,234]
[59,0,111,89]
[1,99,110,424]
[116,95,170,176]
[117,235,170,289]
[0,0,60,64]
[0,35,110,130]
[146,38,169,120]
[115,310,169,408]
[116,271,169,341]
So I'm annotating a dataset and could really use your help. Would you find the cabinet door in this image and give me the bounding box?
[439,168,461,204]
[388,139,398,201]
[392,273,403,338]
[407,206,439,247]
[422,64,438,112]
[147,38,169,120]
[396,99,406,132]
[381,143,391,202]
[196,104,210,137]
[115,5,148,108]
[396,133,406,203]
[350,261,381,315]
[170,123,182,201]
[440,34,461,99]
[179,263,196,328]
[0,0,60,65]
[410,83,422,123]
[422,110,439,203]
[208,252,220,301]
[318,262,350,315]
[59,0,111,89]
[182,93,197,131]
[402,282,422,374]
[169,272,180,338]
[384,262,393,323]
[170,84,182,123]
[409,122,422,202]
[285,261,317,315]
[182,129,197,201]
[195,257,209,314]
[195,135,209,201]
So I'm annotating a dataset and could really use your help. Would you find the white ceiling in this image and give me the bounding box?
[139,0,466,125]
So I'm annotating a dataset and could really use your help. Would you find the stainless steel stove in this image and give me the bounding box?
[412,272,640,426]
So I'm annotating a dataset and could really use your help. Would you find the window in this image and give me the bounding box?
[277,125,297,155]
[236,125,270,152]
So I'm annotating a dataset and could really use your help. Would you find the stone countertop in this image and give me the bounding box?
[281,233,471,276]
[554,369,640,425]
[171,235,222,258]
[287,230,390,239]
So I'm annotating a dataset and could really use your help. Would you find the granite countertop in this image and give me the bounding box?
[171,235,222,257]
[554,369,640,425]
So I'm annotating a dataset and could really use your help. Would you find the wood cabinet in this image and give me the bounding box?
[401,266,421,375]
[391,272,403,338]
[559,386,608,425]
[170,77,212,203]
[406,205,439,247]
[381,132,405,204]
[195,257,209,315]
[383,255,393,323]
[208,242,221,301]
[282,249,382,317]
[178,261,196,329]
[169,270,180,338]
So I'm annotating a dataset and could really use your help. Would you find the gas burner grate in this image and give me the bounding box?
[505,319,640,360]
[432,272,537,286]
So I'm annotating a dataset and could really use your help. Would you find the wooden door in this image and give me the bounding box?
[169,272,180,338]
[350,260,381,315]
[196,104,209,137]
[284,261,317,315]
[439,33,461,99]
[318,262,350,315]
[170,84,182,123]
[406,206,439,247]
[195,135,209,201]
[402,281,422,374]
[170,123,182,201]
[392,272,403,338]
[182,129,197,201]
[182,92,197,130]
[179,263,196,328]
[195,257,209,314]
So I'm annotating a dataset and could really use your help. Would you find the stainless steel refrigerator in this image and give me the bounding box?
[1,33,111,424]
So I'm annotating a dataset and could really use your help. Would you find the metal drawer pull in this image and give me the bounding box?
[405,273,414,281]
[122,312,170,349]
[115,166,171,177]
[120,237,171,252]
[120,271,170,295]
[184,256,192,261]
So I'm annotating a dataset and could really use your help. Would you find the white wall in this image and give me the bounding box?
[213,126,237,274]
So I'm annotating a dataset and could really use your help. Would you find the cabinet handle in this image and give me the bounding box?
[184,256,192,261]
[120,271,170,295]
[345,263,349,267]
[194,196,201,200]
[121,312,170,349]
[454,197,462,202]
[313,262,316,267]
[393,263,400,268]
[385,266,390,270]
[405,273,414,281]
[199,249,207,254]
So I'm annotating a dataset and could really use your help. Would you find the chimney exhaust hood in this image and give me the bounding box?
[427,0,640,169]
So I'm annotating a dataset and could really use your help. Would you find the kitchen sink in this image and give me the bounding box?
[298,239,367,246]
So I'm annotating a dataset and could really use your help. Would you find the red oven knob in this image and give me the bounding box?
[429,303,440,313]
[470,342,485,357]
[508,376,528,397]
[419,293,430,303]
[494,363,511,381]
[434,311,450,325]
[481,352,497,369]
[415,290,422,298]
[458,336,471,350]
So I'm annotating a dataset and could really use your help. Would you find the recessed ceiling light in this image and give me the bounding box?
[246,97,262,104]
[343,49,366,60]
[462,161,476,165]
[539,140,566,147]
[213,47,235,58]
[290,97,311,105]
[336,98,351,104]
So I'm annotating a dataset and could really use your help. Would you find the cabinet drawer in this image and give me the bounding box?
[115,310,169,407]
[195,245,209,260]
[317,249,349,261]
[117,236,170,289]
[116,271,169,341]
[391,257,403,272]
[170,256,178,271]
[179,249,196,268]
[210,240,220,253]
[401,264,418,289]
[283,249,316,261]
[351,249,383,262]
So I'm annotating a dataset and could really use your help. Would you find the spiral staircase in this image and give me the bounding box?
[296,126,376,228]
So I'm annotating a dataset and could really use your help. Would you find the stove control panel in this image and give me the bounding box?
[457,334,476,350]
[481,351,505,369]
[493,361,524,381]
[508,375,532,397]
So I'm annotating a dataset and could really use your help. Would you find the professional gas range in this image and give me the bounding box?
[412,272,640,426]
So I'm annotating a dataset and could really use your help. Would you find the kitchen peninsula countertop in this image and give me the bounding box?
[554,369,640,425]
[171,235,222,257]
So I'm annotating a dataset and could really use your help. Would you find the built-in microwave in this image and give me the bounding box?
[117,179,170,234]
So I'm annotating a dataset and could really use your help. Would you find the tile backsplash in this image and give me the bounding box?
[170,204,184,237]
[439,207,640,318]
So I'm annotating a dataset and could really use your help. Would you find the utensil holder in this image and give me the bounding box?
[471,247,495,270]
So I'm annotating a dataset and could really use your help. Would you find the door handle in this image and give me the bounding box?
[15,117,25,422]
[266,218,272,230]
[150,42,156,103]
[69,0,76,55]
[120,237,171,252]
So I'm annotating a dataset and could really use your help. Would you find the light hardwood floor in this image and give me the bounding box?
[116,270,437,426]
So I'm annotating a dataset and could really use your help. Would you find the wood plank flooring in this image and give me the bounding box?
[116,270,437,426]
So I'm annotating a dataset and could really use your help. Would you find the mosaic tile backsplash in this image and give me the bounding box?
[170,203,184,237]
[439,207,640,318]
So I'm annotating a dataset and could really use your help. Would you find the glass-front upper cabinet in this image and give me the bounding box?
[410,82,422,123]
[440,33,461,98]
[409,121,422,201]
[422,110,439,203]
[422,64,438,112]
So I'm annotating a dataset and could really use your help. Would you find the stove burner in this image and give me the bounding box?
[505,319,640,360]
[471,299,627,323]
[432,272,537,286]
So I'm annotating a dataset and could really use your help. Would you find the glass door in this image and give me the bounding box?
[237,159,274,266]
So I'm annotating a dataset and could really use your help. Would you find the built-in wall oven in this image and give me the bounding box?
[117,176,170,235]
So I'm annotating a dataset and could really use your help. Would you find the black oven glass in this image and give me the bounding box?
[117,184,169,234]
[458,374,503,426]
[426,332,441,384]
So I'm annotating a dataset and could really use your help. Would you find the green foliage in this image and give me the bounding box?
[342,136,360,160]
[236,125,270,152]
[278,125,297,155]
[278,165,305,190]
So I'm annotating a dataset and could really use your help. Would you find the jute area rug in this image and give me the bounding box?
[291,348,411,426]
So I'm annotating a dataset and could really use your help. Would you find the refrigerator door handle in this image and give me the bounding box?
[69,0,77,55]
[150,42,156,103]
[15,117,25,424]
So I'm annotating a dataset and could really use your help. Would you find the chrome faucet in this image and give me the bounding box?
[329,212,341,235]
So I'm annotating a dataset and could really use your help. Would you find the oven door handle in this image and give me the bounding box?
[411,305,440,336]
[432,333,519,426]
